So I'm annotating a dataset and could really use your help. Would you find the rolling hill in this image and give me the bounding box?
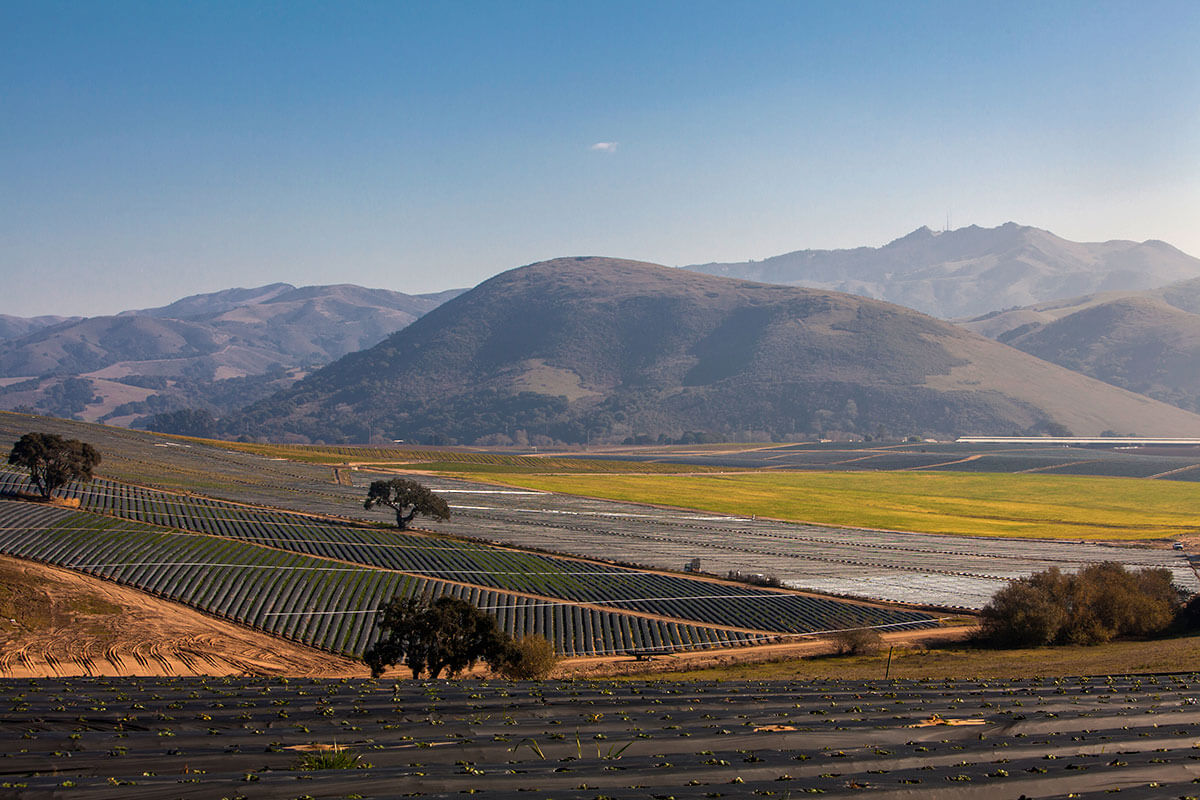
[0,283,463,427]
[221,257,1200,444]
[685,223,1200,319]
[0,314,81,342]
[962,278,1200,414]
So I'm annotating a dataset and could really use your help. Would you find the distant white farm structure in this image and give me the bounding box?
[956,436,1200,446]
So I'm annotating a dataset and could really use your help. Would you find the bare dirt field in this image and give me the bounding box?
[0,555,361,678]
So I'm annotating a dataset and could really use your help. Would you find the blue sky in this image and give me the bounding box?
[3,0,1198,316]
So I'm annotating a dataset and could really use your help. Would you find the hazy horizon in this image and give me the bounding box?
[5,1,1198,317]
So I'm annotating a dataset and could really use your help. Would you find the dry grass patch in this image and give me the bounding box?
[638,633,1200,681]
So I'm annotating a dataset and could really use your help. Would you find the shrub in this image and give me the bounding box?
[979,569,1070,647]
[978,562,1183,648]
[1175,594,1200,631]
[495,635,559,679]
[830,627,883,655]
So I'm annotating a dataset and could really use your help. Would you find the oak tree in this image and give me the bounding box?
[364,594,507,679]
[363,478,450,530]
[8,432,101,499]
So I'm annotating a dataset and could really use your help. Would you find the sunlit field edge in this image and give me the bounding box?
[632,633,1200,681]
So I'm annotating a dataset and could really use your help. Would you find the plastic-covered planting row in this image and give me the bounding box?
[435,481,1200,603]
[0,468,937,634]
[0,500,756,657]
[579,441,1200,473]
[0,467,365,539]
[4,675,1200,800]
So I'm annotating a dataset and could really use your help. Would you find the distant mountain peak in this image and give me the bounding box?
[888,226,937,245]
[122,283,298,319]
[685,223,1200,319]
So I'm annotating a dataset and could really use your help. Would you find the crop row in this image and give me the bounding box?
[0,467,935,634]
[0,499,758,657]
[7,673,1200,800]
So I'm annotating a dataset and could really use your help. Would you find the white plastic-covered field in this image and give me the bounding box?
[423,478,1200,610]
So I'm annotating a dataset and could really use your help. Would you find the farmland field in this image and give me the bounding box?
[4,673,1200,799]
[1,411,1196,612]
[566,439,1200,480]
[421,478,1199,609]
[0,467,938,634]
[0,498,777,660]
[453,470,1200,541]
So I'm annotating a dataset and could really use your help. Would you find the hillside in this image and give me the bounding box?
[223,257,1200,444]
[0,283,463,427]
[962,278,1200,413]
[0,314,81,342]
[685,223,1200,319]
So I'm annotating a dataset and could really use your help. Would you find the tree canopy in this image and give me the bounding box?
[978,562,1182,647]
[7,432,101,499]
[363,595,508,679]
[363,478,450,530]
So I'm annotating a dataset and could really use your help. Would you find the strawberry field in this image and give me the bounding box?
[2,673,1200,798]
[0,498,769,660]
[0,467,936,637]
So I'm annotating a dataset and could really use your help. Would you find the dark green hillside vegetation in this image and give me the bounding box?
[223,258,1200,444]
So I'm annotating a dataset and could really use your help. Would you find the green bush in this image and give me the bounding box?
[979,563,1182,647]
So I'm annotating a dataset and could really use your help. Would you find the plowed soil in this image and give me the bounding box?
[0,554,362,678]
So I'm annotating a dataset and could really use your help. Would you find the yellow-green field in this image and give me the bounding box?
[456,471,1200,540]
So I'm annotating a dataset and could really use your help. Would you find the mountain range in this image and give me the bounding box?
[221,257,1200,444]
[685,223,1200,319]
[0,284,463,427]
[8,222,1200,443]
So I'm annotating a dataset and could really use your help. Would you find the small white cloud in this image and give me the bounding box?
[589,142,618,153]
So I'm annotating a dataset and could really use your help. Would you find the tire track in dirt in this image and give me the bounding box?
[129,641,152,672]
[147,641,174,672]
[103,643,125,672]
[68,638,98,676]
[0,642,20,675]
[40,637,63,677]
